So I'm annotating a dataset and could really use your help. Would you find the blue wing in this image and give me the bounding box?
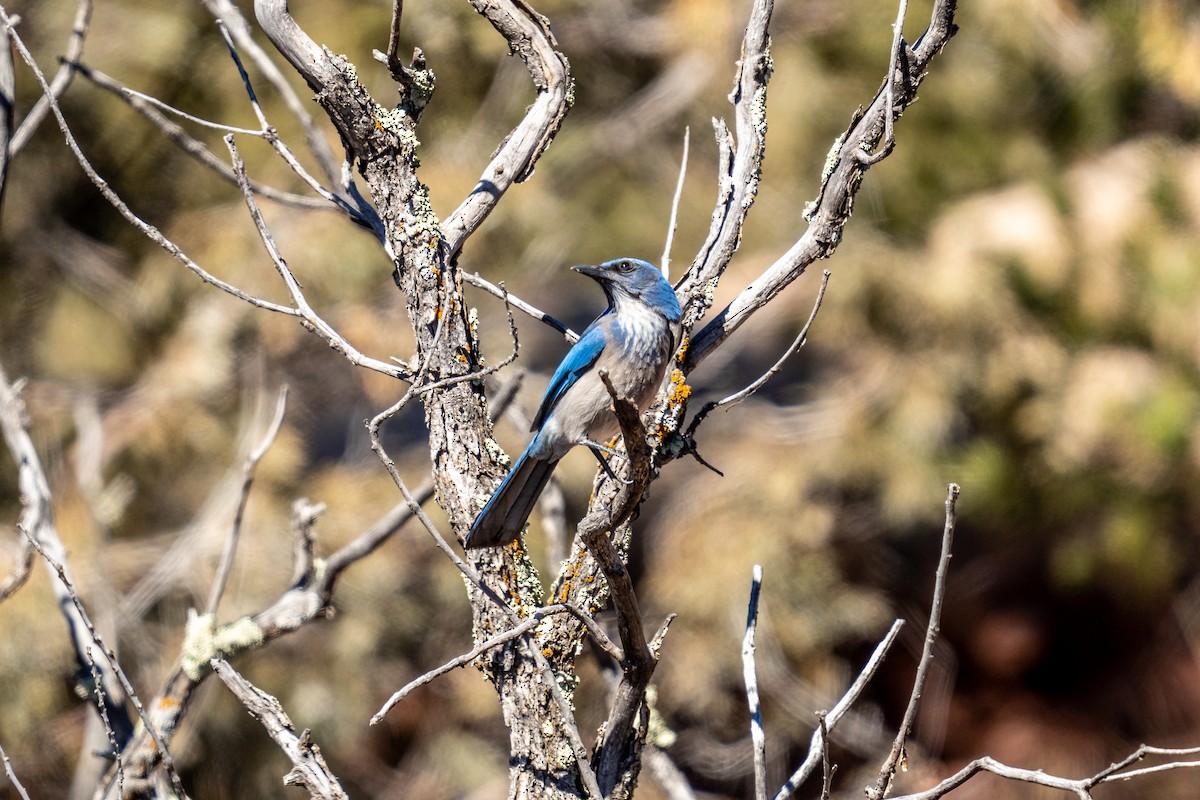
[530,316,609,431]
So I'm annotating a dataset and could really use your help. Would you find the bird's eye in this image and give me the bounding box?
[617,260,636,273]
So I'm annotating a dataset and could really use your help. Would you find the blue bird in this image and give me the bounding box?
[466,258,682,549]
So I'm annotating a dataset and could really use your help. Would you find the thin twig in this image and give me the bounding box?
[0,12,14,214]
[0,741,31,800]
[386,0,404,67]
[0,14,298,316]
[372,602,623,724]
[818,713,835,800]
[686,269,831,438]
[0,364,135,748]
[858,0,908,167]
[462,271,578,343]
[744,564,767,800]
[774,619,905,799]
[661,126,690,279]
[202,0,343,187]
[886,746,1200,800]
[869,483,960,800]
[86,646,124,798]
[205,385,289,617]
[224,135,409,380]
[212,659,349,799]
[21,532,190,798]
[9,0,92,155]
[216,21,383,232]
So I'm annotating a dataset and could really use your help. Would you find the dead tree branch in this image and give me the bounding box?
[212,658,349,799]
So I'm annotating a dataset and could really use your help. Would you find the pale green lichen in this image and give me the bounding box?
[484,437,512,469]
[822,133,845,183]
[180,610,265,680]
[213,615,265,655]
[404,185,443,257]
[645,686,678,748]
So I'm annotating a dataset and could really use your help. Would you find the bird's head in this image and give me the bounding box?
[573,258,681,321]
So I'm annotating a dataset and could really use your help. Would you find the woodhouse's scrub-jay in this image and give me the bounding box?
[466,258,682,548]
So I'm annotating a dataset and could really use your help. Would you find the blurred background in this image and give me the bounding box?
[2,0,1200,797]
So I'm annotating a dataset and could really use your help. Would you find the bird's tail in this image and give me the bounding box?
[466,446,559,548]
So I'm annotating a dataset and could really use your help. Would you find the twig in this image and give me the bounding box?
[0,12,13,214]
[215,21,384,234]
[371,602,623,724]
[685,0,959,372]
[645,745,699,800]
[673,0,774,331]
[74,63,333,210]
[205,385,289,617]
[462,270,578,343]
[857,0,909,166]
[0,364,134,747]
[744,564,767,800]
[211,659,349,799]
[223,135,409,380]
[21,531,189,798]
[0,741,30,800]
[774,619,905,799]
[661,126,690,279]
[386,0,404,68]
[0,14,299,316]
[886,746,1200,800]
[818,714,835,800]
[686,269,831,438]
[443,0,573,256]
[9,0,92,155]
[86,646,124,797]
[869,483,960,800]
[202,0,343,188]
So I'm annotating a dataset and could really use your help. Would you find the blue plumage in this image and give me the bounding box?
[466,258,682,548]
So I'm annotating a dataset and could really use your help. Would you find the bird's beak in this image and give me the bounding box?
[572,263,607,280]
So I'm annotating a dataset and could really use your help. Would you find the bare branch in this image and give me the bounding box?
[744,564,767,800]
[385,0,404,71]
[20,529,188,797]
[0,13,13,212]
[686,0,959,372]
[372,602,623,725]
[224,135,410,380]
[443,0,573,257]
[211,659,349,799]
[203,0,343,187]
[886,745,1200,800]
[857,0,909,166]
[0,740,31,800]
[774,619,905,800]
[463,270,578,343]
[0,364,135,745]
[674,0,774,329]
[86,646,124,797]
[661,126,691,280]
[687,269,831,438]
[363,387,604,798]
[75,63,333,209]
[0,14,299,315]
[9,0,92,154]
[577,372,661,793]
[205,385,289,617]
[868,483,960,800]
